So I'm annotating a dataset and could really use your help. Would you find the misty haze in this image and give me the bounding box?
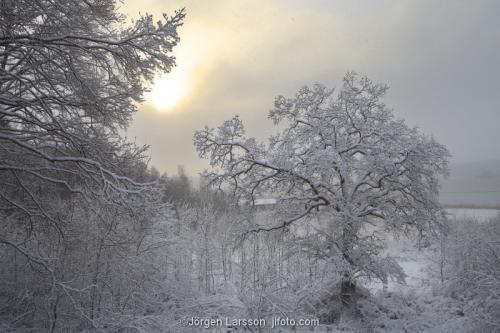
[1,1,500,332]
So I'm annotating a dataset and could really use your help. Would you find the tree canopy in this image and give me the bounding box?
[194,72,450,297]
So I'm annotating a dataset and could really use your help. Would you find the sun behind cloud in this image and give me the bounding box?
[148,70,187,112]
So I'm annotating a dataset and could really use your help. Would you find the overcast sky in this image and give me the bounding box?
[121,0,500,176]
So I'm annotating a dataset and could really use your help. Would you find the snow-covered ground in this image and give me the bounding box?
[386,208,499,295]
[366,209,499,295]
[353,210,500,332]
[352,230,469,333]
[361,231,429,294]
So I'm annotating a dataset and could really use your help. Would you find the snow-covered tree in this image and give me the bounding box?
[0,0,185,330]
[0,0,184,258]
[0,0,184,211]
[194,72,449,308]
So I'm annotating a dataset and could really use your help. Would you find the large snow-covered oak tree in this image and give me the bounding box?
[194,72,450,306]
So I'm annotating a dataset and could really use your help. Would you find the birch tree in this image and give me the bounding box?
[194,72,450,308]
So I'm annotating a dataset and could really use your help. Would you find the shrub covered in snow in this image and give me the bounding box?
[442,215,500,332]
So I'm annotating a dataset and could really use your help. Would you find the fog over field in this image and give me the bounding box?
[1,1,500,332]
[441,160,500,207]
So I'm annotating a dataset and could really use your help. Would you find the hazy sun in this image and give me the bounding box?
[148,71,186,111]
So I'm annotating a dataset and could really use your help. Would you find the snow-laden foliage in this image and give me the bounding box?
[351,290,469,333]
[440,216,500,333]
[0,0,185,331]
[1,1,481,329]
[194,72,450,309]
[0,0,184,210]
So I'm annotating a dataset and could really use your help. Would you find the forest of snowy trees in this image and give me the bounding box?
[1,1,500,332]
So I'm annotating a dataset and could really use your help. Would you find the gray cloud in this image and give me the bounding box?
[124,0,500,175]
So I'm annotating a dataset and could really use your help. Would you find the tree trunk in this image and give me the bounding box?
[340,222,358,308]
[340,278,356,307]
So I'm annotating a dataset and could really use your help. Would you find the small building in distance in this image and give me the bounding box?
[254,198,277,208]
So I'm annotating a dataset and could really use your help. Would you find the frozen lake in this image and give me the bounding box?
[445,208,499,221]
